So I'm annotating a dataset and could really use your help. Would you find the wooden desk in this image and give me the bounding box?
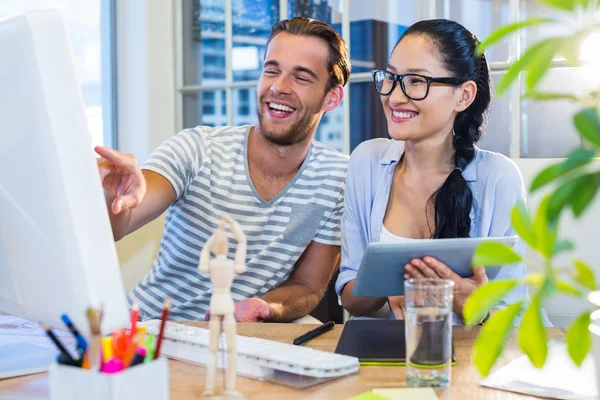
[0,322,564,400]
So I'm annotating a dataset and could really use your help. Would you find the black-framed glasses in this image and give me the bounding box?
[371,69,467,100]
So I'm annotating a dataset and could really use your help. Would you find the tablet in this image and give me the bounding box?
[352,235,519,297]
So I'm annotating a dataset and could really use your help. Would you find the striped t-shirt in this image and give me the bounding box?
[129,125,349,320]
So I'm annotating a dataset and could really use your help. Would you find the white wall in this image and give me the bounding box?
[116,216,165,292]
[115,0,176,290]
[117,0,176,160]
[516,159,600,327]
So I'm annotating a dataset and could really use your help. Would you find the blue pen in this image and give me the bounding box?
[61,313,88,354]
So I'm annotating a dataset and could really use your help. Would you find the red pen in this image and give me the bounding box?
[153,296,171,360]
[130,303,139,342]
[111,328,127,359]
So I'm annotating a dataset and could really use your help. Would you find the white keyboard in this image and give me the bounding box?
[141,320,359,388]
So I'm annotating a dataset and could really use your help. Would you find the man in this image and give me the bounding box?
[95,17,351,322]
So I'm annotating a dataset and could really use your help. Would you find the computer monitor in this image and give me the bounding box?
[0,10,129,339]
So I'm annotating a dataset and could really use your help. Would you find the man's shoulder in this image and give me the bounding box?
[186,125,248,144]
[309,140,349,167]
[305,142,348,189]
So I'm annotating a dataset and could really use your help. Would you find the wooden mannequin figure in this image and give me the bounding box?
[199,214,247,399]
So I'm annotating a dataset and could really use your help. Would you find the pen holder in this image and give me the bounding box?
[49,357,169,400]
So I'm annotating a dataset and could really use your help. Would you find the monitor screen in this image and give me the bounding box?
[0,10,128,336]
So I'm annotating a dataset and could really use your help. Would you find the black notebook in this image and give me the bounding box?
[334,319,456,366]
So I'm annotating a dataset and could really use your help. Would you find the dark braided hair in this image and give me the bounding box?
[397,19,491,238]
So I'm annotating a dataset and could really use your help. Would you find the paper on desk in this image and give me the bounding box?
[0,315,75,351]
[348,388,438,400]
[0,315,78,380]
[479,342,598,400]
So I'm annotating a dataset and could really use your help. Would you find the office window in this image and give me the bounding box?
[0,0,118,148]
[233,88,258,125]
[222,90,228,115]
[520,1,574,50]
[516,2,592,157]
[237,88,251,116]
[348,0,413,73]
[436,0,510,63]
[288,0,336,20]
[183,90,227,127]
[202,91,216,115]
[436,0,513,156]
[349,82,387,151]
[346,1,415,151]
[233,0,279,81]
[183,0,226,85]
[435,0,597,158]
[479,72,512,156]
[521,67,600,157]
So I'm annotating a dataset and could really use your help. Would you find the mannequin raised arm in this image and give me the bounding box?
[220,214,247,274]
[199,220,228,273]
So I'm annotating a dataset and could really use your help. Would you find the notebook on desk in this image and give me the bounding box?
[334,319,456,366]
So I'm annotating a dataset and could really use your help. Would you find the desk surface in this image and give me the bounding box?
[0,322,564,400]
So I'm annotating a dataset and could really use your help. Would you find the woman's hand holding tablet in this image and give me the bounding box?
[352,235,519,298]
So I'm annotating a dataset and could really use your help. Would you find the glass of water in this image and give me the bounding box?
[404,278,454,387]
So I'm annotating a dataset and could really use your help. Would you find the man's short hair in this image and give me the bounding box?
[266,17,351,91]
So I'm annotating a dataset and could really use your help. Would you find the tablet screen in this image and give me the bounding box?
[352,235,519,297]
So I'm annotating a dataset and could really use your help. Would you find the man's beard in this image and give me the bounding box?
[256,101,323,146]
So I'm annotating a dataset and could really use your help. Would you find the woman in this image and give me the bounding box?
[336,19,537,325]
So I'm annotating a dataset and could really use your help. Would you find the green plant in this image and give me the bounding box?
[463,0,600,377]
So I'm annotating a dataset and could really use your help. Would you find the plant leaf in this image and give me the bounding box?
[570,174,599,217]
[478,18,556,54]
[573,259,597,290]
[519,295,548,368]
[547,175,588,221]
[525,91,583,102]
[497,38,562,95]
[534,196,557,258]
[574,108,600,147]
[561,31,588,65]
[543,275,560,297]
[538,0,578,10]
[464,280,520,325]
[525,273,546,290]
[553,239,574,255]
[511,202,536,248]
[575,0,593,8]
[566,312,592,366]
[472,242,523,266]
[526,39,564,90]
[556,279,582,296]
[530,148,596,192]
[473,302,523,376]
